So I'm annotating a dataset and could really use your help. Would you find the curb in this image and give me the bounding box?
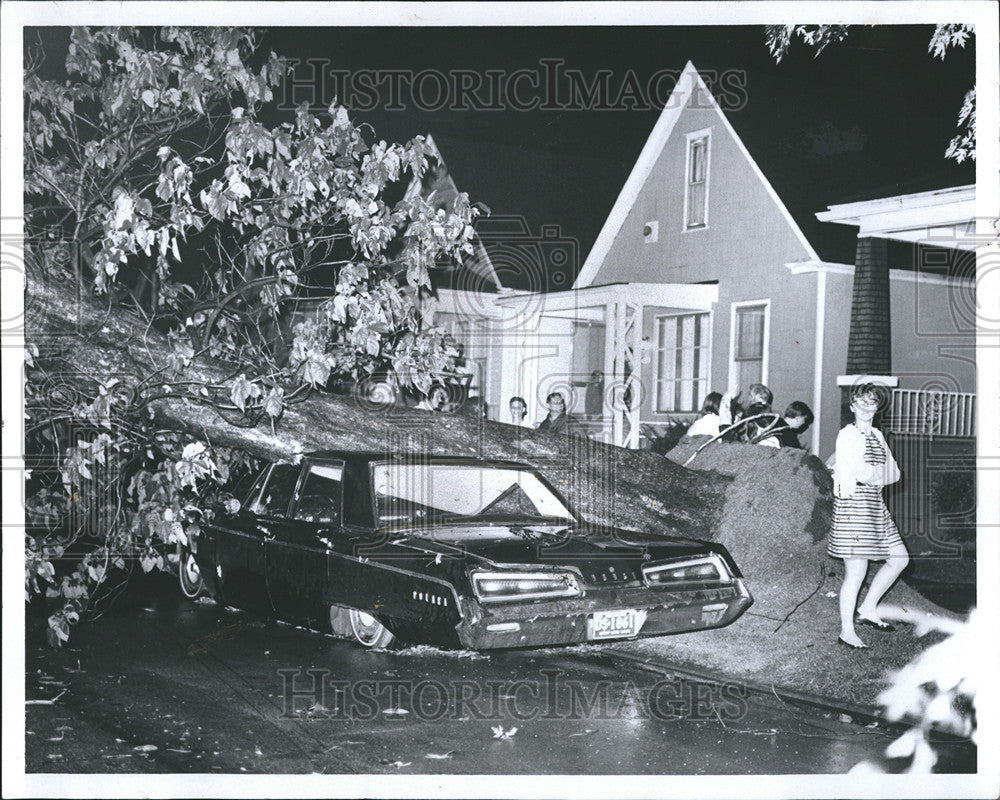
[608,648,883,723]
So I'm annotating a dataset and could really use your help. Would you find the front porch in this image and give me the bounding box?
[495,282,718,448]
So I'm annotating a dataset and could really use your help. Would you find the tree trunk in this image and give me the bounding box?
[26,273,730,541]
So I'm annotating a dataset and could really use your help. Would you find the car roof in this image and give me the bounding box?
[304,451,533,471]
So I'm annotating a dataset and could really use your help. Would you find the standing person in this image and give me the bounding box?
[747,383,773,407]
[774,400,814,449]
[718,384,764,441]
[536,391,574,434]
[829,384,908,649]
[507,396,532,428]
[584,371,604,418]
[684,392,723,438]
[742,402,781,447]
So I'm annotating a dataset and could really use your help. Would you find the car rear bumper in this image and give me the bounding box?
[454,579,752,650]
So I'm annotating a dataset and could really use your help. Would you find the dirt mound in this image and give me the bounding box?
[625,438,962,707]
[666,438,833,616]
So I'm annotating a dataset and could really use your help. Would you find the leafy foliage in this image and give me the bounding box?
[764,24,975,162]
[24,27,479,642]
[764,24,850,62]
[850,607,979,773]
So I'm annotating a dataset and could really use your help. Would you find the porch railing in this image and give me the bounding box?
[886,388,976,437]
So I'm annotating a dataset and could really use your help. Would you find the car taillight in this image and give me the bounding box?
[642,555,732,588]
[471,570,582,603]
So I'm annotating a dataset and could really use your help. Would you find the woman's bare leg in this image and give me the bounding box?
[857,540,910,623]
[839,558,869,646]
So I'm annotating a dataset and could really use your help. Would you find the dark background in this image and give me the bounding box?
[266,25,975,275]
[28,24,976,283]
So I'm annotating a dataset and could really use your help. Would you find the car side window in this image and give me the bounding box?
[293,462,344,524]
[253,464,300,518]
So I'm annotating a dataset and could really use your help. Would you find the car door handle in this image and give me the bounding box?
[258,525,274,539]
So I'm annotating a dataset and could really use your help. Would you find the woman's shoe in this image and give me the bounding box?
[838,636,868,649]
[855,615,896,632]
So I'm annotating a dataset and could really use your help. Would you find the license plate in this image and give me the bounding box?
[587,609,640,640]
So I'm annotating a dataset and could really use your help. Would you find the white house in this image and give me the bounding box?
[442,61,976,456]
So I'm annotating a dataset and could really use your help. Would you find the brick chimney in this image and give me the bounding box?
[839,236,897,427]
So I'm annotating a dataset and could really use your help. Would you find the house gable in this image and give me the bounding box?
[575,61,818,289]
[406,134,502,292]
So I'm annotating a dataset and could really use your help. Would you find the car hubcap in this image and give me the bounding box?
[349,609,387,646]
[179,550,203,597]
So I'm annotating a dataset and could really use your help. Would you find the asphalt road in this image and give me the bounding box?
[24,573,975,775]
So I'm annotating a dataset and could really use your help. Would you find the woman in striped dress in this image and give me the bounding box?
[829,384,909,649]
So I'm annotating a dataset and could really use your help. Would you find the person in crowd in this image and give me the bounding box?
[536,391,574,434]
[748,383,773,407]
[584,370,604,418]
[828,384,908,649]
[719,383,772,440]
[684,392,723,438]
[457,396,489,419]
[741,402,781,447]
[507,396,533,428]
[774,400,815,448]
[415,384,449,412]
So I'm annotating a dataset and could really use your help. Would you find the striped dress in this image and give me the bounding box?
[828,431,904,560]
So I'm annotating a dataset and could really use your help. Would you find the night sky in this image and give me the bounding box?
[28,24,977,284]
[265,24,976,279]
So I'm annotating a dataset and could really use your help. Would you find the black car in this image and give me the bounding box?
[179,451,752,650]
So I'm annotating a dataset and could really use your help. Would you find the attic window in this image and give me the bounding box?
[684,130,710,230]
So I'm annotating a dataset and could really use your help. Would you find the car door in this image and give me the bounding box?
[214,463,300,613]
[264,459,345,624]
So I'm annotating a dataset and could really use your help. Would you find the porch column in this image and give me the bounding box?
[604,299,642,449]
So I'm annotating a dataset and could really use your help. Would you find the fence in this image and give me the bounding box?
[886,389,976,438]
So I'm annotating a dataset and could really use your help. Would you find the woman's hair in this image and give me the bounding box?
[783,400,814,426]
[748,383,773,406]
[509,395,526,409]
[700,392,722,416]
[742,402,779,442]
[850,383,882,406]
[546,391,566,406]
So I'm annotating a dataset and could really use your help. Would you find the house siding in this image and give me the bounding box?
[588,85,814,288]
[588,82,821,427]
[816,270,976,458]
[888,278,976,394]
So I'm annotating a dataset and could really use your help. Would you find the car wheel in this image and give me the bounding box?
[348,608,396,649]
[178,547,205,599]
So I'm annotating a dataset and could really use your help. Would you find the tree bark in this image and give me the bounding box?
[26,273,731,541]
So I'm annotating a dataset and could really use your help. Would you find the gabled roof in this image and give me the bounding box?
[574,60,819,289]
[406,134,503,291]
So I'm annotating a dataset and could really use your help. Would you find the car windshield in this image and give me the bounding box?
[371,463,576,529]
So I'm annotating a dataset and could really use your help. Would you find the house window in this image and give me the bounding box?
[731,302,769,388]
[655,313,710,413]
[684,131,710,230]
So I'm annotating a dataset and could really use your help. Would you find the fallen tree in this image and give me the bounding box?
[21,26,835,649]
[26,270,730,539]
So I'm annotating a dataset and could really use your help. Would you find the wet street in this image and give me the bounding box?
[25,574,975,775]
